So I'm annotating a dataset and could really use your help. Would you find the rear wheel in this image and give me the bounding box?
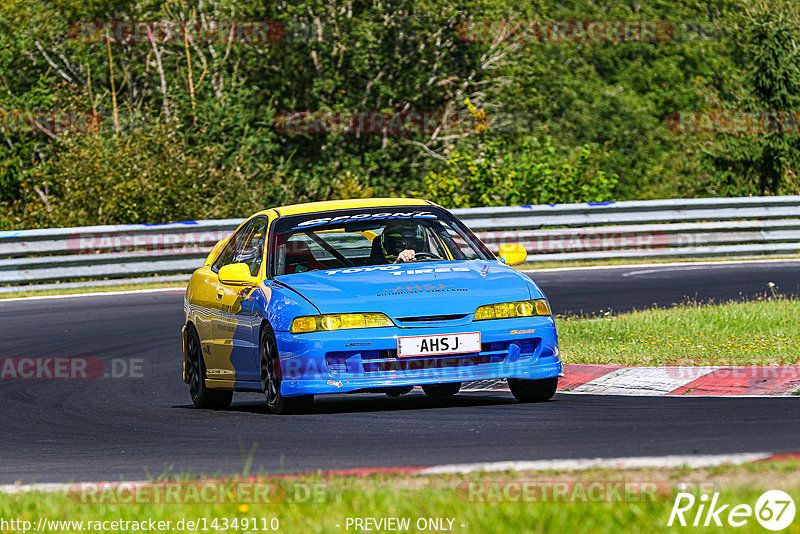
[185,325,233,409]
[422,382,462,398]
[508,377,558,403]
[260,325,314,414]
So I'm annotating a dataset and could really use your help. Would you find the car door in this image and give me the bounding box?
[210,216,269,383]
[196,219,256,383]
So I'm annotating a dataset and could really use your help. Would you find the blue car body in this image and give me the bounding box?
[183,199,562,403]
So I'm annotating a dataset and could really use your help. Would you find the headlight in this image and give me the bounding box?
[473,299,551,321]
[290,313,394,333]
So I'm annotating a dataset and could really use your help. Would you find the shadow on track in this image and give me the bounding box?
[172,391,530,415]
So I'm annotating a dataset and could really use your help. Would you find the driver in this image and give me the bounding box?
[380,222,425,263]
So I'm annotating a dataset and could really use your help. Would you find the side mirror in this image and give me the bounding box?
[497,243,528,266]
[218,263,258,286]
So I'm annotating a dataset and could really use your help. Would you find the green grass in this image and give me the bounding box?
[3,461,800,533]
[0,281,185,300]
[558,298,800,366]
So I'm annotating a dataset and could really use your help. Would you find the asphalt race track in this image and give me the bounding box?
[1,260,798,484]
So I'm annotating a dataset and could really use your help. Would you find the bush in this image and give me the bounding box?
[419,101,618,208]
[13,123,281,227]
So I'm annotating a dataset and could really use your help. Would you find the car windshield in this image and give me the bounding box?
[271,206,492,276]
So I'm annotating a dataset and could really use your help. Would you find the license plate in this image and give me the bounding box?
[396,332,481,358]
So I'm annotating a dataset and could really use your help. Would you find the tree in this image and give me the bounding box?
[705,3,800,195]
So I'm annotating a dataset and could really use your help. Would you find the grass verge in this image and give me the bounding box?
[2,460,799,533]
[0,281,185,300]
[558,298,800,366]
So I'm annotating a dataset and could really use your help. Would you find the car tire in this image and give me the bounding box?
[422,382,462,398]
[185,325,233,410]
[508,377,558,403]
[260,325,314,414]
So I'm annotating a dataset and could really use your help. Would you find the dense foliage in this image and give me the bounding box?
[0,0,798,228]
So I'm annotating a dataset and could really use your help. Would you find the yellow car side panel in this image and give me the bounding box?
[186,210,280,388]
[185,198,435,390]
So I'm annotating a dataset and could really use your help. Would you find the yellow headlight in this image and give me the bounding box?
[534,299,551,316]
[474,299,551,321]
[320,315,342,330]
[516,301,535,316]
[290,313,394,333]
[290,316,317,333]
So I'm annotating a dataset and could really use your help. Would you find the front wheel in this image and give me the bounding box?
[260,326,314,414]
[185,325,233,409]
[508,377,558,403]
[422,382,462,398]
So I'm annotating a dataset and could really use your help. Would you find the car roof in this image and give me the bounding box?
[268,198,432,217]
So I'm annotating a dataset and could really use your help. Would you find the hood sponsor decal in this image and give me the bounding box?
[376,283,468,297]
[293,211,437,229]
[326,265,401,275]
[390,267,471,276]
[325,265,472,276]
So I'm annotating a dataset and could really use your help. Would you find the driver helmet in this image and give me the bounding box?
[381,222,425,261]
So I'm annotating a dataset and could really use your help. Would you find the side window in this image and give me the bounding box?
[236,217,268,277]
[212,220,254,273]
[440,226,476,260]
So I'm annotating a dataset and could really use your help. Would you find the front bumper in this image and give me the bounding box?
[275,316,562,396]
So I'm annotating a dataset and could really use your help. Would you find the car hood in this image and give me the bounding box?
[275,260,539,317]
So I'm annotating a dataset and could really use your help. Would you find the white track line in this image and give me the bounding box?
[524,258,800,274]
[0,287,185,302]
[1,453,777,493]
[415,452,774,475]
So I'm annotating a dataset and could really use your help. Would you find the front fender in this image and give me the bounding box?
[262,281,320,332]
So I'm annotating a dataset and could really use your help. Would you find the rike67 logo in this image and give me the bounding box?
[668,490,795,531]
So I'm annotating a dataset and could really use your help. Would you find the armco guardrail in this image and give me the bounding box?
[1,196,799,292]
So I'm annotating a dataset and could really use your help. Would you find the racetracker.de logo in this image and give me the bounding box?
[665,366,800,381]
[68,21,285,44]
[66,230,229,254]
[274,110,479,135]
[458,480,674,503]
[456,20,674,43]
[475,229,670,254]
[667,110,800,135]
[0,358,143,380]
[70,480,337,504]
[0,110,99,136]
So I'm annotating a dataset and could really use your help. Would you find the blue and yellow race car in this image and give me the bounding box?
[182,198,562,413]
